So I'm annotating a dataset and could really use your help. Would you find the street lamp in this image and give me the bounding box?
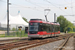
[44,9,50,22]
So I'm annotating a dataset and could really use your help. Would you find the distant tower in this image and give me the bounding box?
[18,10,20,14]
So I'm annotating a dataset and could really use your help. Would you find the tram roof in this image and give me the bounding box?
[29,19,60,25]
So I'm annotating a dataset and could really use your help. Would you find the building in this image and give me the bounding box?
[0,13,28,30]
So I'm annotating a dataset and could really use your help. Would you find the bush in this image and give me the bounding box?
[12,28,16,31]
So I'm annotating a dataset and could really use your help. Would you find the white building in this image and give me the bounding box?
[0,13,28,30]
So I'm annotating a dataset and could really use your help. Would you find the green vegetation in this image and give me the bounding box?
[0,30,28,37]
[22,17,29,23]
[15,30,28,37]
[68,32,75,33]
[0,34,5,37]
[12,27,16,31]
[57,15,75,32]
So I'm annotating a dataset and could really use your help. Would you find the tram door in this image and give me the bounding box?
[25,27,28,33]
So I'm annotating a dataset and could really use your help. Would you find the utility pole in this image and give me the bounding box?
[7,0,9,35]
[54,13,56,22]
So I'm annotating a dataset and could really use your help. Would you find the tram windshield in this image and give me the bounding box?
[29,23,38,31]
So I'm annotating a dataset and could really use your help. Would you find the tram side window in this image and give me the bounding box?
[47,26,50,33]
[57,25,59,32]
[56,25,59,32]
[50,25,53,32]
[47,25,53,33]
[52,25,54,32]
[56,26,57,32]
[57,26,60,31]
[39,25,46,31]
[49,25,52,32]
[55,25,57,32]
[57,26,58,31]
[39,25,43,31]
[55,25,60,31]
[53,25,55,32]
[39,24,51,32]
[58,26,60,31]
[51,25,55,32]
[54,25,56,32]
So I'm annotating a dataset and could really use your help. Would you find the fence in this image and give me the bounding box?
[0,27,7,31]
[0,30,28,37]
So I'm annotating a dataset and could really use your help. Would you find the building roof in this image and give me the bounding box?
[0,14,28,26]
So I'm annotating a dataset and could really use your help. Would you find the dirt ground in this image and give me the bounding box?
[0,31,16,34]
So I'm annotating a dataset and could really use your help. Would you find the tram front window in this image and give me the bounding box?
[29,26,38,31]
[29,23,38,31]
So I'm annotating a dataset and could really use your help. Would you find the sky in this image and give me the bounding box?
[0,0,75,23]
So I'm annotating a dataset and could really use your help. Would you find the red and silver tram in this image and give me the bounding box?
[28,19,60,38]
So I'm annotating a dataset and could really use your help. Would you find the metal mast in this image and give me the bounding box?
[7,0,9,35]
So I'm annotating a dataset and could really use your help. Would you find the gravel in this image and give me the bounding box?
[62,37,74,50]
[28,39,65,50]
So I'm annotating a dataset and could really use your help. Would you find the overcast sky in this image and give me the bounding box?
[0,0,75,23]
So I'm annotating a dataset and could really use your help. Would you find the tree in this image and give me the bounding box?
[22,17,28,23]
[57,15,73,32]
[12,27,16,31]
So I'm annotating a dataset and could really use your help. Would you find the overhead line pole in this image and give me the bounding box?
[54,13,56,22]
[7,0,9,35]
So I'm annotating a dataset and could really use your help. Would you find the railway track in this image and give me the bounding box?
[74,36,75,50]
[0,38,28,44]
[19,34,73,50]
[56,34,74,50]
[0,34,73,50]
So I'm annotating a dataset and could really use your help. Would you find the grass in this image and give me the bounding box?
[68,32,75,33]
[0,30,28,37]
[0,34,5,37]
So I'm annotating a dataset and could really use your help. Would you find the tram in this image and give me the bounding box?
[28,19,60,38]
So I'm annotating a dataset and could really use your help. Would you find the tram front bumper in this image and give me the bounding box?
[28,34,41,38]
